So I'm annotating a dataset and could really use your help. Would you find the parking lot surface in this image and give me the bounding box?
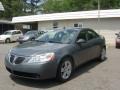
[0,43,120,90]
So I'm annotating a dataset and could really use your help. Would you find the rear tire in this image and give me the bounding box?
[98,48,106,61]
[5,38,10,43]
[56,57,73,82]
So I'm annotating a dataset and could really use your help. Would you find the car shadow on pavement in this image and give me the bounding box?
[9,59,106,89]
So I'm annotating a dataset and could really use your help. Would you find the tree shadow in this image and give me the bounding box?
[10,59,106,89]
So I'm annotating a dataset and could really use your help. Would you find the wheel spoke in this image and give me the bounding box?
[61,60,72,80]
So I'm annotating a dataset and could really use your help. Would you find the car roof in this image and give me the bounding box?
[63,28,93,32]
[39,28,93,33]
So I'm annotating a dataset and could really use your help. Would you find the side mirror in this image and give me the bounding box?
[76,39,86,44]
[115,33,119,36]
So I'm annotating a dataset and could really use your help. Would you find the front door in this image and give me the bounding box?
[73,30,91,66]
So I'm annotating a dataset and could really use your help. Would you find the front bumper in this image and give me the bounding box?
[0,39,5,43]
[17,39,28,43]
[5,55,58,80]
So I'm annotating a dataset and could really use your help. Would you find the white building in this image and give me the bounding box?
[12,9,120,45]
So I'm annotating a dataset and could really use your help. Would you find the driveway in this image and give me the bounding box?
[0,43,120,90]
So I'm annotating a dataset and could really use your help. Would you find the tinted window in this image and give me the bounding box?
[77,31,87,41]
[87,30,99,40]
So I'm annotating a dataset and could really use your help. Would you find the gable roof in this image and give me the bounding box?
[12,9,120,23]
[0,2,4,11]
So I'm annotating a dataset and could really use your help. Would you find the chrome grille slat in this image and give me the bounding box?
[9,54,25,64]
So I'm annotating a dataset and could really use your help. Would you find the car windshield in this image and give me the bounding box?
[25,31,37,35]
[3,31,12,35]
[36,29,78,44]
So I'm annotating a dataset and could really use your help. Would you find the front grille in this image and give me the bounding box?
[10,55,15,63]
[9,54,25,64]
[6,67,40,79]
[13,71,40,78]
[14,57,25,64]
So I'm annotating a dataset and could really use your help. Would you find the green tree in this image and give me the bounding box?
[0,0,25,20]
[42,0,74,13]
[42,0,120,13]
[24,0,43,14]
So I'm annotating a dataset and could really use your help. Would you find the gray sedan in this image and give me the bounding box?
[5,28,106,82]
[17,31,39,44]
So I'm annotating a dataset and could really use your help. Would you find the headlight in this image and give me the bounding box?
[28,53,55,63]
[23,36,29,40]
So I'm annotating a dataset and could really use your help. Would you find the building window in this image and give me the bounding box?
[74,23,83,28]
[53,21,58,28]
[74,23,79,27]
[23,24,30,29]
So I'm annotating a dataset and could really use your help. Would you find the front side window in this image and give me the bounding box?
[36,29,78,44]
[77,31,87,41]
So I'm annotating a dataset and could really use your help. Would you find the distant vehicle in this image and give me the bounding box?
[0,30,23,43]
[115,32,120,48]
[17,31,40,44]
[5,28,106,82]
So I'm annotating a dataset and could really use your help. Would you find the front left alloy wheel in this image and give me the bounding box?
[57,57,73,82]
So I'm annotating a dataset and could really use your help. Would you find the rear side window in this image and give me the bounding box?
[12,31,21,35]
[87,30,99,40]
[16,31,21,34]
[12,32,16,35]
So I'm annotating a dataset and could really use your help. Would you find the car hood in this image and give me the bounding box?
[0,35,11,39]
[11,41,68,56]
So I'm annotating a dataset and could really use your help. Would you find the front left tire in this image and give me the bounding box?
[57,57,73,82]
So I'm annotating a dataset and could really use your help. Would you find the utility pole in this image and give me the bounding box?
[98,0,100,34]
